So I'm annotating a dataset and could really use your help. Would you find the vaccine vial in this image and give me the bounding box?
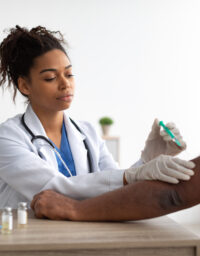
[17,202,28,227]
[1,207,13,234]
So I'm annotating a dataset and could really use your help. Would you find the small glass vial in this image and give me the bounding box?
[17,202,28,227]
[1,207,13,234]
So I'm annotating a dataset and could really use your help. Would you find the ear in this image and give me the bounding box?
[17,77,30,96]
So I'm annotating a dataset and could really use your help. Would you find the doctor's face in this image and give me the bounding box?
[23,49,75,113]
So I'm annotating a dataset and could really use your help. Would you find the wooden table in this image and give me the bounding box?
[0,210,199,256]
[186,223,200,238]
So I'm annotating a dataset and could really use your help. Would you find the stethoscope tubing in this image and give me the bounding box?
[21,114,92,175]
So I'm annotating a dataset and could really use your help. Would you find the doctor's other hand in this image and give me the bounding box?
[124,155,195,184]
[141,119,187,163]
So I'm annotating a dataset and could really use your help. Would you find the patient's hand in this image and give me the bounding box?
[31,190,77,220]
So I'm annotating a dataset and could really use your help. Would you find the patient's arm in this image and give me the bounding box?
[31,156,200,221]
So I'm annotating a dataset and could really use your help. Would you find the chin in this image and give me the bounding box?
[57,102,72,111]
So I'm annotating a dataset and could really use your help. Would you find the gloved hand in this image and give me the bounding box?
[141,119,186,163]
[124,155,195,184]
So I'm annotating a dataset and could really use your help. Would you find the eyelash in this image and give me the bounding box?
[45,74,74,82]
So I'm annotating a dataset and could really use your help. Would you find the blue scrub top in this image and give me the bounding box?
[50,122,76,177]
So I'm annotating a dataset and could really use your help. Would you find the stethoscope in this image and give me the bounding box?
[21,114,93,176]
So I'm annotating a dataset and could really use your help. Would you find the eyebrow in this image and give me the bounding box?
[39,65,72,74]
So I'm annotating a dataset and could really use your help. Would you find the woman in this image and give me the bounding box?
[0,25,195,208]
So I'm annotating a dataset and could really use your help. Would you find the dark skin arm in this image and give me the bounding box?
[31,156,200,221]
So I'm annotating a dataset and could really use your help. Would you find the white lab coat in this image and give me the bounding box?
[0,104,125,208]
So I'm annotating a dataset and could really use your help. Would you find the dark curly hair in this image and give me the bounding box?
[0,25,68,101]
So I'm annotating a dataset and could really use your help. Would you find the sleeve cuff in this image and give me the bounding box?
[109,169,124,191]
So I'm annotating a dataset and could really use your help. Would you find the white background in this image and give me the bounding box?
[0,0,200,227]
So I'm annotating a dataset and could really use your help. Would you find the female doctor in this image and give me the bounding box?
[0,25,195,208]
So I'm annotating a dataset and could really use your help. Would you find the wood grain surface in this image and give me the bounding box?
[0,210,199,256]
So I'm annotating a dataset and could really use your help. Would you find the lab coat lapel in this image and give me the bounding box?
[63,114,89,175]
[24,104,58,170]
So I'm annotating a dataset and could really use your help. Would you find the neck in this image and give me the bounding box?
[31,106,64,135]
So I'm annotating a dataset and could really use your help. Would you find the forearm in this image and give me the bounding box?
[72,180,184,221]
[32,180,183,221]
[72,156,200,221]
[32,156,200,221]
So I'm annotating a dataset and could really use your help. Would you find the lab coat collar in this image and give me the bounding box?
[24,104,47,138]
[23,104,58,169]
[63,113,89,174]
[63,114,86,142]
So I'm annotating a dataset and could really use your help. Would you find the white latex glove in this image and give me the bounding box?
[125,155,195,184]
[141,119,187,163]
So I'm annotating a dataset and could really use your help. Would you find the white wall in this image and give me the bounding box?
[0,0,200,226]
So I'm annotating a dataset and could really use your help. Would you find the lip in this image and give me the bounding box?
[56,94,73,102]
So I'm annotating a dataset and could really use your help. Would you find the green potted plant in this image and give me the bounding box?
[99,117,114,136]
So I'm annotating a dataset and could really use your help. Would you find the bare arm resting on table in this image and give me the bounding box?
[31,156,200,221]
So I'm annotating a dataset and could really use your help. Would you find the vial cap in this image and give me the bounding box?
[4,206,12,212]
[18,202,27,208]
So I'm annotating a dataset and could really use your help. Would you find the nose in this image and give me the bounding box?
[58,75,71,90]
